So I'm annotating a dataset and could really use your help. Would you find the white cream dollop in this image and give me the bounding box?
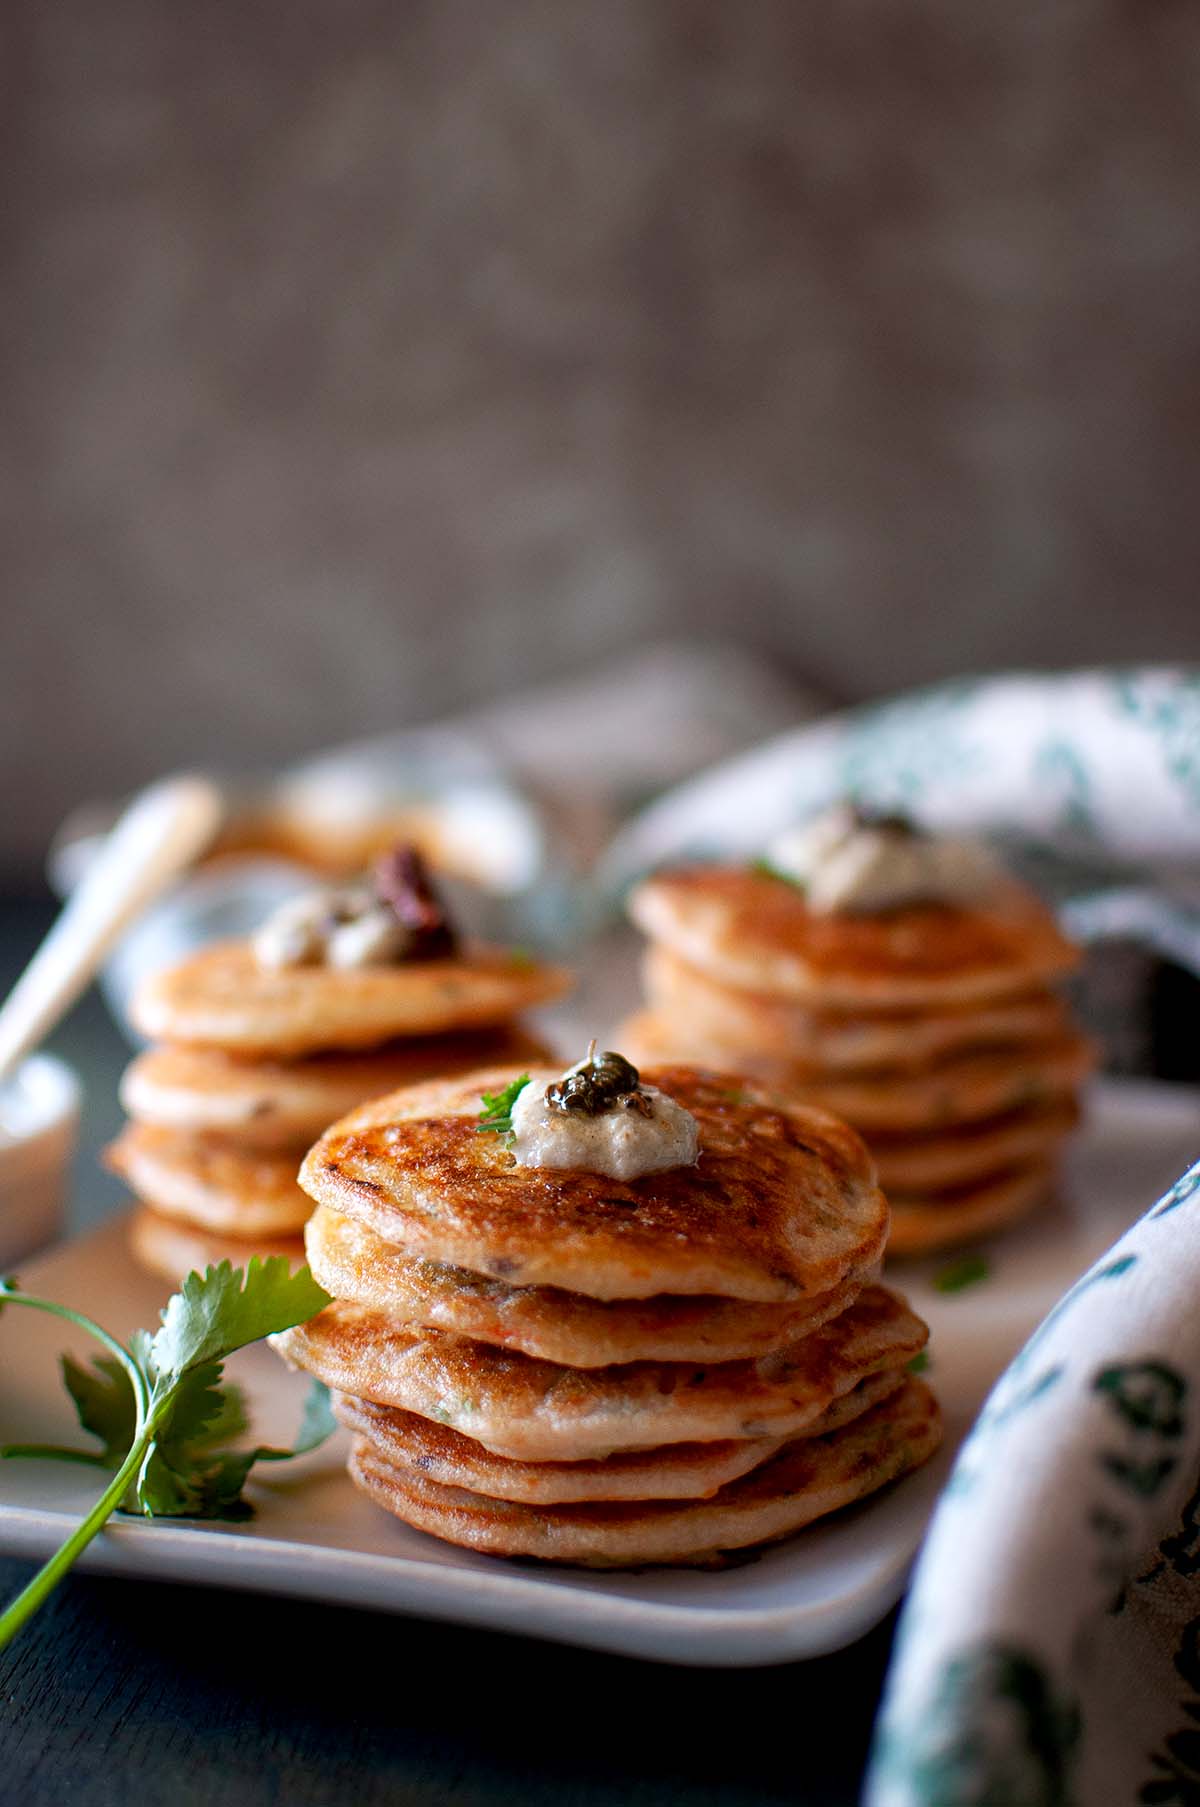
[765,803,1005,914]
[253,885,411,970]
[509,1078,700,1181]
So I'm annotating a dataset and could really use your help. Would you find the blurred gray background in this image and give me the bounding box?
[4,0,1200,881]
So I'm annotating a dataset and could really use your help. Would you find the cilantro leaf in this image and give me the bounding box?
[178,1450,260,1521]
[133,1371,251,1517]
[477,1074,531,1138]
[284,1376,337,1457]
[173,1374,250,1451]
[134,1360,247,1514]
[149,1257,332,1381]
[155,1360,242,1451]
[139,1377,336,1521]
[136,1444,206,1517]
[61,1354,138,1466]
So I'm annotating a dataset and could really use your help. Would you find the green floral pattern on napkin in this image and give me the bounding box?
[866,1157,1200,1807]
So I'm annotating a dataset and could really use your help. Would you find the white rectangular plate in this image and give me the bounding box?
[0,1079,1195,1666]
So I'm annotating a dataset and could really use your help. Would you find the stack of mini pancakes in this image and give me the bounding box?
[272,1065,941,1568]
[620,867,1094,1256]
[108,939,567,1284]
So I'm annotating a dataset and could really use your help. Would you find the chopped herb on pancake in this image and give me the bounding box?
[932,1254,991,1293]
[476,1073,531,1138]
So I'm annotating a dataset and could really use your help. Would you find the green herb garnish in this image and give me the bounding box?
[907,1349,931,1373]
[932,1255,991,1294]
[749,856,795,884]
[477,1074,531,1138]
[0,1258,333,1652]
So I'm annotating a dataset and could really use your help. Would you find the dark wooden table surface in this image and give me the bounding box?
[0,898,891,1806]
[0,1551,895,1805]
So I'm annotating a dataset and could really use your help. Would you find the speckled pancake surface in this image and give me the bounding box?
[619,1015,1094,1133]
[120,1026,553,1152]
[106,1125,311,1235]
[629,868,1079,1009]
[642,946,1071,1072]
[298,1065,888,1302]
[335,1369,906,1504]
[305,1204,872,1366]
[271,1283,926,1460]
[128,1206,305,1286]
[869,1098,1080,1194]
[347,1377,942,1566]
[887,1159,1057,1257]
[129,940,571,1056]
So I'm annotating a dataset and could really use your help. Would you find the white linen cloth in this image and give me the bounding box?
[603,666,1200,975]
[866,1156,1200,1807]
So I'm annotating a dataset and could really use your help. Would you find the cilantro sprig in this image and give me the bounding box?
[476,1074,531,1140]
[0,1257,333,1652]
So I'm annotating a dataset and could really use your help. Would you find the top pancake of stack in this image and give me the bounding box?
[297,1064,889,1306]
[129,940,570,1057]
[628,867,1080,1011]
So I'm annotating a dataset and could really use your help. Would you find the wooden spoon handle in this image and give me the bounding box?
[0,775,222,1083]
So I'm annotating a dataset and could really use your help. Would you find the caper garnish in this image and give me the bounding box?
[546,1045,648,1116]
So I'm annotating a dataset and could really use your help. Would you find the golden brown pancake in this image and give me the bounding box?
[106,1125,311,1235]
[347,1377,942,1566]
[887,1160,1057,1257]
[629,868,1080,1010]
[120,1026,554,1153]
[642,946,1071,1072]
[271,1283,926,1461]
[128,1205,306,1285]
[335,1369,906,1504]
[869,1098,1080,1194]
[304,1204,873,1366]
[129,940,571,1056]
[298,1065,888,1303]
[618,1015,1095,1133]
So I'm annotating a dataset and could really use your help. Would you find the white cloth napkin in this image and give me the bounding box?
[603,666,1200,975]
[866,1156,1200,1807]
